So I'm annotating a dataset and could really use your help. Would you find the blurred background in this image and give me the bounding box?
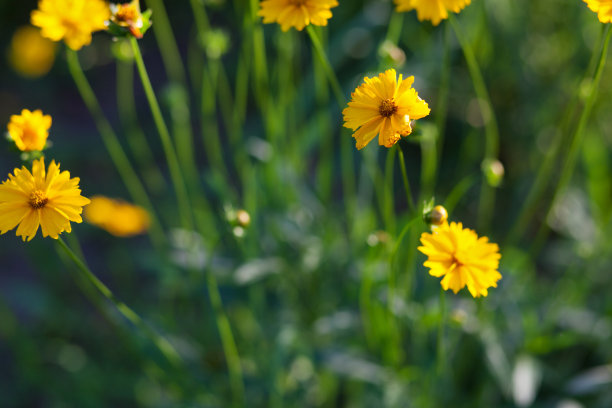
[1,0,612,406]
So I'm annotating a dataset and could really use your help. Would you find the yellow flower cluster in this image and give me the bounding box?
[418,222,502,298]
[259,0,339,31]
[0,158,90,242]
[343,69,430,150]
[85,196,150,237]
[31,0,110,50]
[7,109,52,152]
[395,0,472,26]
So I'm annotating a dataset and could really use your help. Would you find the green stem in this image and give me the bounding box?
[206,270,245,408]
[65,48,165,249]
[437,287,446,375]
[434,23,452,174]
[532,26,612,251]
[448,15,500,230]
[130,38,193,231]
[56,237,182,367]
[507,25,610,245]
[398,147,416,213]
[306,25,345,108]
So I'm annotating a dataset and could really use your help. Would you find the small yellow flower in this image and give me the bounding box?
[110,0,145,38]
[0,158,90,242]
[31,0,111,51]
[583,0,612,23]
[9,26,57,78]
[258,0,339,32]
[85,196,150,237]
[343,69,431,150]
[395,0,471,26]
[418,222,502,298]
[7,109,52,152]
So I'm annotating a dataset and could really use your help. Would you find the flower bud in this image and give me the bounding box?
[424,205,448,226]
[482,159,505,187]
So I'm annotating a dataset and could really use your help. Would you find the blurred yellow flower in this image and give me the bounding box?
[7,109,52,152]
[584,0,612,23]
[343,69,430,150]
[0,158,90,242]
[110,0,145,38]
[259,0,339,32]
[395,0,471,26]
[31,0,111,51]
[85,196,150,237]
[8,26,57,78]
[418,222,501,298]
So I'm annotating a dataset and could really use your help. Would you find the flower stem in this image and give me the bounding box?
[532,25,612,251]
[448,15,500,231]
[206,270,245,408]
[398,147,416,213]
[56,237,183,368]
[65,48,165,250]
[306,25,345,108]
[130,38,194,231]
[437,287,446,375]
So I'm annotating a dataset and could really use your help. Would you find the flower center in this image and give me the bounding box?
[29,190,48,209]
[115,5,140,23]
[289,0,306,5]
[452,252,468,267]
[379,98,398,118]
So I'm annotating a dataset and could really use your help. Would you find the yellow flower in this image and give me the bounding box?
[9,26,57,78]
[85,196,150,237]
[110,0,145,38]
[418,222,502,298]
[258,0,339,32]
[343,69,431,150]
[395,0,471,26]
[584,0,612,23]
[7,109,52,152]
[0,158,90,242]
[31,0,111,51]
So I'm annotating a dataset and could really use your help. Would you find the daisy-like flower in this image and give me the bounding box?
[343,69,431,150]
[583,0,612,23]
[31,0,111,51]
[395,0,471,26]
[9,26,57,78]
[7,109,52,152]
[418,222,502,298]
[258,0,339,32]
[85,196,150,237]
[0,158,90,242]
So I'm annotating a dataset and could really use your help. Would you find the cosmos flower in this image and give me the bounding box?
[583,0,612,23]
[418,221,502,298]
[7,109,52,152]
[85,196,150,237]
[0,158,90,241]
[31,0,111,50]
[395,0,471,26]
[258,0,339,32]
[343,69,430,150]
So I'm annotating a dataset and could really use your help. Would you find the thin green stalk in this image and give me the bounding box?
[130,38,194,231]
[56,237,183,367]
[437,287,446,375]
[507,25,610,245]
[398,147,416,213]
[306,25,345,108]
[384,12,404,45]
[206,270,245,408]
[531,26,612,252]
[435,23,452,175]
[116,58,167,194]
[65,48,165,249]
[384,146,398,235]
[448,15,500,231]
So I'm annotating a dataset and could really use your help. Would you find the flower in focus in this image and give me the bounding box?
[8,26,57,78]
[108,0,152,39]
[7,109,52,152]
[0,158,90,242]
[343,69,431,150]
[395,0,471,26]
[31,0,111,51]
[258,0,339,32]
[85,196,150,237]
[418,222,502,298]
[583,0,612,23]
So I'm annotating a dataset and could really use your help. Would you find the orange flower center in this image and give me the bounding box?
[21,126,38,145]
[289,0,306,6]
[379,98,398,118]
[29,190,48,209]
[452,252,468,267]
[115,5,140,23]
